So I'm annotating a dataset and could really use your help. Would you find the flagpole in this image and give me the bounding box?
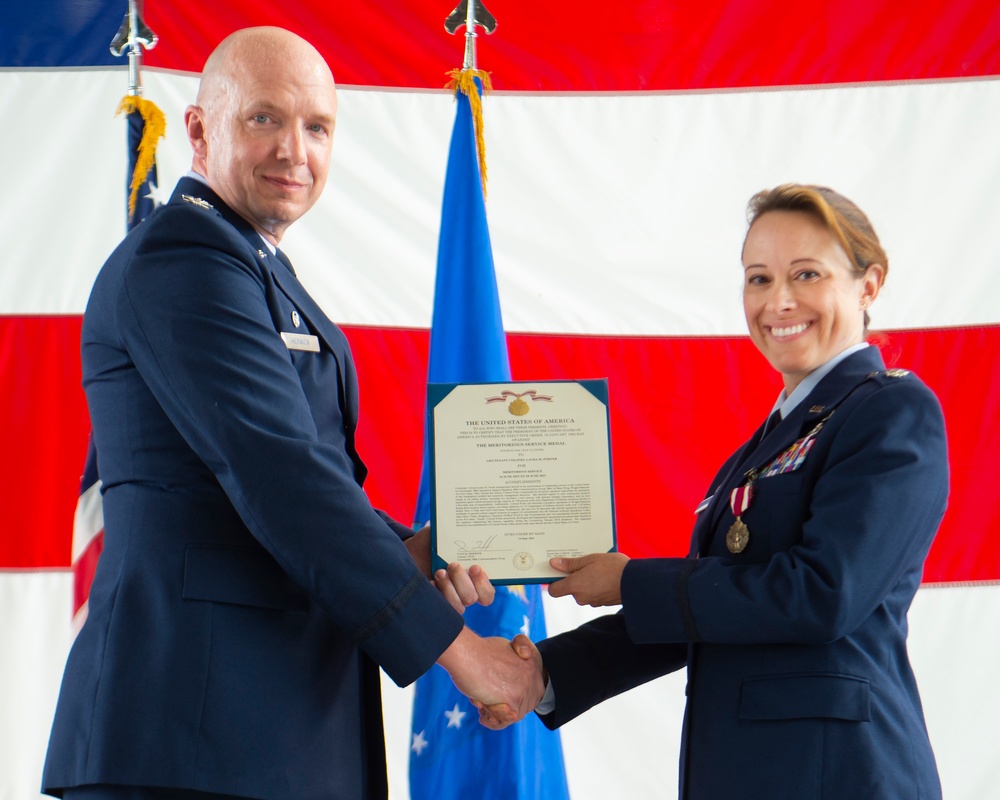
[443,1,497,196]
[445,0,497,72]
[110,0,158,96]
[463,0,478,69]
[110,1,165,224]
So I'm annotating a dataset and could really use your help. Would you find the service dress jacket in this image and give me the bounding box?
[42,178,464,800]
[538,346,948,799]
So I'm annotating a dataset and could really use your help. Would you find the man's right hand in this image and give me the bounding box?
[436,628,545,728]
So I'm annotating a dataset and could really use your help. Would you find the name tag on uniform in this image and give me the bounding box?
[280,331,320,352]
[695,494,713,514]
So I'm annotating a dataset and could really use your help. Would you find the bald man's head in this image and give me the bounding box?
[184,27,338,245]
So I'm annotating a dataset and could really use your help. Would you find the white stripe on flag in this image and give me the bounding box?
[0,571,74,800]
[7,69,1000,334]
[71,478,103,563]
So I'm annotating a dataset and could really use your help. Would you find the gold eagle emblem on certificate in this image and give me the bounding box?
[513,552,534,570]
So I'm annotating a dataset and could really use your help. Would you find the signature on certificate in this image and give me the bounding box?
[453,535,498,552]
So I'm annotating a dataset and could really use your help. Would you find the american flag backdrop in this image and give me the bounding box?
[2,2,999,798]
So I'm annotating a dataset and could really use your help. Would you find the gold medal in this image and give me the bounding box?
[727,475,755,554]
[726,517,750,553]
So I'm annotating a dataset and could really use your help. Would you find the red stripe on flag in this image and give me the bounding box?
[5,316,997,583]
[348,325,1000,584]
[143,1,1000,90]
[0,316,89,569]
[873,327,1000,582]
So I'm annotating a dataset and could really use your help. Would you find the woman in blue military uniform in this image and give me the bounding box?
[492,184,948,799]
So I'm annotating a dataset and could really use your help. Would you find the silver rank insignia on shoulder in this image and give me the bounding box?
[885,368,910,378]
[181,194,214,210]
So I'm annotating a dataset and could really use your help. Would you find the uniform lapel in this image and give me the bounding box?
[697,346,887,555]
[692,426,766,556]
[269,267,346,357]
[739,346,885,478]
[168,176,355,410]
[170,177,345,356]
[270,265,359,433]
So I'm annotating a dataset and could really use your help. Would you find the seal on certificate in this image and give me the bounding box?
[508,396,530,416]
[513,551,534,570]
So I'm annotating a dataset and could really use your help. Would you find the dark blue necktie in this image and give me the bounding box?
[763,409,781,437]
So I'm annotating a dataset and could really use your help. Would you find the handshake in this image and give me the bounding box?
[437,628,546,730]
[420,526,630,730]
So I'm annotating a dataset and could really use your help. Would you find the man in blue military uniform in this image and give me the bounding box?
[43,26,541,800]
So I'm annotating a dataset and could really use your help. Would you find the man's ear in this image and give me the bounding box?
[185,105,208,163]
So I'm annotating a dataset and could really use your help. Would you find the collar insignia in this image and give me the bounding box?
[181,194,214,210]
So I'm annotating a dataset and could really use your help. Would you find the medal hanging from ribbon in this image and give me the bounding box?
[726,474,756,554]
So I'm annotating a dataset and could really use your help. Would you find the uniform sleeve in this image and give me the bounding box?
[376,509,416,540]
[115,208,462,685]
[621,379,949,645]
[536,611,686,728]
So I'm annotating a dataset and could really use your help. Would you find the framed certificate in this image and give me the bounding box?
[428,379,616,584]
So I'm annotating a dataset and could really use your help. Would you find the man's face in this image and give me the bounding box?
[195,54,337,244]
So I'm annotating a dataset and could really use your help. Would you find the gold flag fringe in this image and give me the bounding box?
[115,95,167,221]
[445,68,492,196]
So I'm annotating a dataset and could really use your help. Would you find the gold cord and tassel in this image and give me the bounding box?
[445,68,492,196]
[115,95,167,221]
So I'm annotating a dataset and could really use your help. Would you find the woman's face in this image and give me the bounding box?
[742,210,883,394]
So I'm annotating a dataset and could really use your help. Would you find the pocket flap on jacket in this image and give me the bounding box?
[183,544,308,612]
[739,673,871,721]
